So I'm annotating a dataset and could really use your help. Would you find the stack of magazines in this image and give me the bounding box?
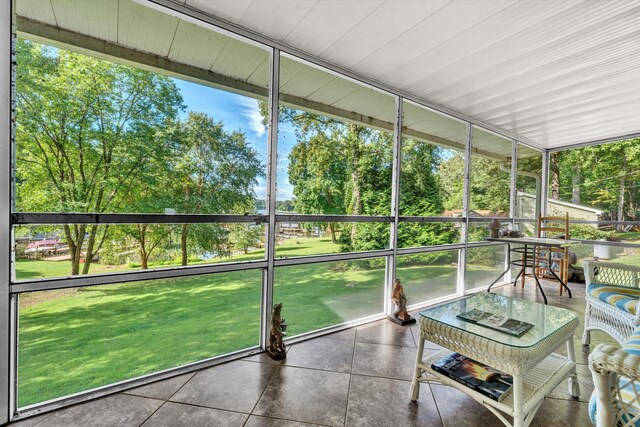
[431,353,512,401]
[456,309,534,337]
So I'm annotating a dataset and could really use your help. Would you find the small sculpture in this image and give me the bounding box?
[488,219,501,238]
[389,278,416,325]
[267,302,288,360]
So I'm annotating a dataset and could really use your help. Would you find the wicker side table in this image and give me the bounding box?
[410,293,580,427]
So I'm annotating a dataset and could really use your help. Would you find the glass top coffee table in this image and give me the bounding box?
[410,293,579,427]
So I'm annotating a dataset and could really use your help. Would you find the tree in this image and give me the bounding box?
[398,139,457,246]
[282,108,394,251]
[229,224,263,254]
[16,40,183,275]
[174,112,264,265]
[288,131,347,242]
[553,140,639,222]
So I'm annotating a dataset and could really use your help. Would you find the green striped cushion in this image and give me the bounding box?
[624,329,640,356]
[588,283,640,315]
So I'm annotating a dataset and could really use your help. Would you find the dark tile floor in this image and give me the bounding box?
[10,279,613,427]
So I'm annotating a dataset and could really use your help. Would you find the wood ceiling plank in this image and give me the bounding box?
[168,19,228,70]
[239,0,319,41]
[117,0,179,56]
[320,0,450,67]
[185,0,252,24]
[282,0,384,56]
[16,0,57,27]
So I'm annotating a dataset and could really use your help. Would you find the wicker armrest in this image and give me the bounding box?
[589,343,640,378]
[584,260,640,289]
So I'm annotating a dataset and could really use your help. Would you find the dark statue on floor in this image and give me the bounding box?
[389,278,416,326]
[267,302,288,360]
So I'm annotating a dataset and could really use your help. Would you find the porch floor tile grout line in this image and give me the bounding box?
[426,381,446,427]
[245,359,283,423]
[343,331,358,427]
[161,370,197,403]
[138,400,168,427]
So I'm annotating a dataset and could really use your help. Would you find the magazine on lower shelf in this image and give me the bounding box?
[456,308,534,337]
[431,353,513,402]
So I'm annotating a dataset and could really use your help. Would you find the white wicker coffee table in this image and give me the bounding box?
[410,293,579,427]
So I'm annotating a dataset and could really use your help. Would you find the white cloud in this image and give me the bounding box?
[237,97,266,138]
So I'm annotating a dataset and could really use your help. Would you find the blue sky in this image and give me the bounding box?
[174,78,296,201]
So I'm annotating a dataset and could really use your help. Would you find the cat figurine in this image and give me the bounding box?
[267,303,287,360]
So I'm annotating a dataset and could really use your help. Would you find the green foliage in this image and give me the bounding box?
[400,139,445,216]
[569,224,615,240]
[397,251,456,267]
[228,224,263,254]
[551,139,640,222]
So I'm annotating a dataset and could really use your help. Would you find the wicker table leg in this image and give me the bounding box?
[566,337,580,397]
[410,335,425,401]
[513,374,524,427]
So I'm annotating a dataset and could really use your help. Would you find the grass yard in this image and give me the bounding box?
[16,238,497,407]
[15,236,341,281]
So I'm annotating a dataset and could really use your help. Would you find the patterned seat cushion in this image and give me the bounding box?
[588,283,640,316]
[623,328,640,356]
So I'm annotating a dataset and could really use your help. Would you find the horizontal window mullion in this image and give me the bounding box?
[570,219,640,226]
[274,214,392,223]
[397,243,464,256]
[467,216,512,223]
[398,216,464,223]
[10,261,267,294]
[11,213,268,225]
[273,249,393,267]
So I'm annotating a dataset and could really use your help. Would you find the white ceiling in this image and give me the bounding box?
[175,0,640,150]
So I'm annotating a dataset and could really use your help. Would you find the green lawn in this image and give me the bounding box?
[16,238,495,407]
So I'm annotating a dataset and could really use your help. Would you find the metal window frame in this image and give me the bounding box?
[510,141,518,218]
[386,95,402,315]
[262,47,279,350]
[2,0,557,421]
[1,1,12,423]
[541,150,550,218]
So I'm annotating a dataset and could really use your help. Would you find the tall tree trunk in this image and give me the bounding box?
[617,154,627,232]
[571,171,582,205]
[551,153,560,200]
[328,223,337,243]
[63,224,79,276]
[181,224,189,266]
[139,224,149,270]
[630,182,638,221]
[81,224,98,275]
[350,168,361,243]
[66,224,86,276]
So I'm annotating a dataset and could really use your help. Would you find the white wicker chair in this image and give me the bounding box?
[583,261,640,346]
[589,342,640,426]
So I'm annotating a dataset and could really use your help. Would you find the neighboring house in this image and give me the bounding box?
[517,192,603,222]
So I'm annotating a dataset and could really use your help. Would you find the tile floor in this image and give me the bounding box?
[10,279,613,427]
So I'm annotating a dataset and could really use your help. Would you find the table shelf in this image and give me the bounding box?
[417,349,576,420]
